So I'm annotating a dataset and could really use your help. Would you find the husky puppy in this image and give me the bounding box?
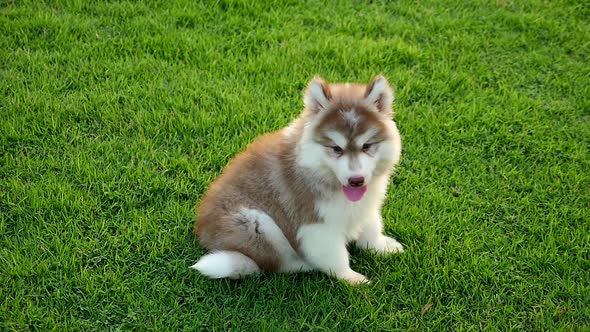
[191,75,404,284]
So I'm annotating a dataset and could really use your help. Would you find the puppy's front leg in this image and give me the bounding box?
[297,223,368,284]
[355,213,404,254]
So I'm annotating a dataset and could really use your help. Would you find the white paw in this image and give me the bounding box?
[376,236,404,255]
[337,270,370,285]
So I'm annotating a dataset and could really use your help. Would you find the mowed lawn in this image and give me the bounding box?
[1,0,588,330]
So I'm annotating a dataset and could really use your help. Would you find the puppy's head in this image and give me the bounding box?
[297,75,402,201]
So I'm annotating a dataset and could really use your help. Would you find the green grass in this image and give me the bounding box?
[1,0,589,330]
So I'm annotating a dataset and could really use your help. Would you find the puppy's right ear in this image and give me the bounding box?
[304,76,332,112]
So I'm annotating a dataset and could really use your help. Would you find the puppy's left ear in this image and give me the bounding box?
[364,75,394,116]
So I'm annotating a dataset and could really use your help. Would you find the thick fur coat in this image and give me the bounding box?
[192,75,404,284]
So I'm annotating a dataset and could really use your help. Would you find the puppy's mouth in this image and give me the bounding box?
[342,185,367,202]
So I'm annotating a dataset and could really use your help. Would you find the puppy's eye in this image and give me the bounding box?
[332,146,343,154]
[362,143,372,152]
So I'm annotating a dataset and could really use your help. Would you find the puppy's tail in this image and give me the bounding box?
[190,250,260,279]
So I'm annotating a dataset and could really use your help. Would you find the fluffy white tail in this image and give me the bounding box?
[190,250,260,279]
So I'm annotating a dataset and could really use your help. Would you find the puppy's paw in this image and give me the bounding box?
[376,236,404,255]
[338,270,370,285]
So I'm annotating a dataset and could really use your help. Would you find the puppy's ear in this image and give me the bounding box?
[364,75,394,116]
[304,76,332,112]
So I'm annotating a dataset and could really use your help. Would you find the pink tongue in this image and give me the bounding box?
[342,185,368,202]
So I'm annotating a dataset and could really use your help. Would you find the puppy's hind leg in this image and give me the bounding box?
[190,250,260,279]
[239,208,312,273]
[193,208,283,279]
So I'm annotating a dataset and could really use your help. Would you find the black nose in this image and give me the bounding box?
[348,176,365,187]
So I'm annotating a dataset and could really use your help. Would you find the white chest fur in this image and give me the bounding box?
[314,176,389,241]
[315,197,372,241]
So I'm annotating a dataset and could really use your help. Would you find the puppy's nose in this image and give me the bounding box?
[348,176,365,187]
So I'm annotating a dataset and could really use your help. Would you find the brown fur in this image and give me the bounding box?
[195,128,321,271]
